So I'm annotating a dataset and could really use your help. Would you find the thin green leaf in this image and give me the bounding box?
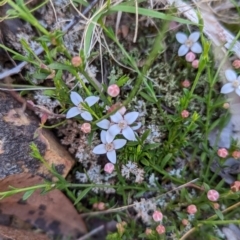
[22,189,35,200]
[109,5,198,25]
[74,187,92,205]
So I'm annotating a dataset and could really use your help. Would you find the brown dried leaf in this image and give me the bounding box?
[0,225,50,240]
[0,173,87,238]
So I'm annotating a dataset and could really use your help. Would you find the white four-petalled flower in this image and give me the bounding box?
[221,69,240,96]
[66,92,99,121]
[92,130,127,164]
[176,32,202,56]
[97,111,141,142]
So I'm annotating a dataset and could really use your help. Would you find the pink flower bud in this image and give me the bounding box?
[104,163,114,174]
[182,219,189,226]
[231,181,240,192]
[71,56,82,67]
[181,80,191,88]
[81,123,91,133]
[107,84,120,97]
[156,225,165,235]
[97,202,106,210]
[93,203,98,209]
[181,110,189,118]
[185,52,196,62]
[232,59,240,69]
[152,210,163,222]
[107,102,126,115]
[213,203,220,210]
[207,189,219,202]
[192,59,199,68]
[232,150,240,159]
[187,204,197,214]
[145,228,153,235]
[217,148,228,158]
[223,103,230,109]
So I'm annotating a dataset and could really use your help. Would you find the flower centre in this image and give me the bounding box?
[105,143,114,152]
[118,120,128,129]
[77,103,83,111]
[232,80,240,88]
[185,39,193,48]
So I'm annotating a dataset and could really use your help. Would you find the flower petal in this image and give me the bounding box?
[107,150,116,164]
[100,130,107,144]
[178,45,189,56]
[189,32,200,42]
[110,111,123,123]
[220,83,234,94]
[66,107,81,118]
[122,126,137,141]
[93,144,107,154]
[225,69,237,82]
[81,111,93,121]
[191,42,202,54]
[113,139,127,150]
[124,112,139,124]
[176,32,188,44]
[235,87,240,96]
[85,96,99,107]
[131,122,142,130]
[96,119,110,129]
[107,124,121,143]
[70,92,83,106]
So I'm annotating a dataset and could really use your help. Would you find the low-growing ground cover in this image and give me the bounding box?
[0,0,240,239]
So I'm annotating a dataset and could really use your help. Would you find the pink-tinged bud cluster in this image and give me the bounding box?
[81,123,91,133]
[192,59,199,68]
[107,102,126,115]
[152,210,163,222]
[181,110,189,118]
[232,151,240,159]
[107,84,120,97]
[181,80,191,88]
[71,56,82,67]
[187,204,197,214]
[207,189,219,202]
[156,225,165,235]
[232,59,240,69]
[231,181,240,192]
[217,148,228,158]
[104,163,114,174]
[185,52,196,62]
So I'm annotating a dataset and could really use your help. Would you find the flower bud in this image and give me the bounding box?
[71,56,82,67]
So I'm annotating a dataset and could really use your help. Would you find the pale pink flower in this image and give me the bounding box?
[81,123,91,133]
[156,225,165,235]
[182,219,189,226]
[217,148,228,158]
[231,181,240,192]
[233,59,240,69]
[207,189,220,202]
[104,163,114,174]
[152,210,163,222]
[107,84,120,97]
[185,52,196,62]
[71,56,82,67]
[232,150,240,159]
[181,80,191,88]
[192,59,199,68]
[187,204,197,214]
[145,228,153,235]
[181,110,189,118]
